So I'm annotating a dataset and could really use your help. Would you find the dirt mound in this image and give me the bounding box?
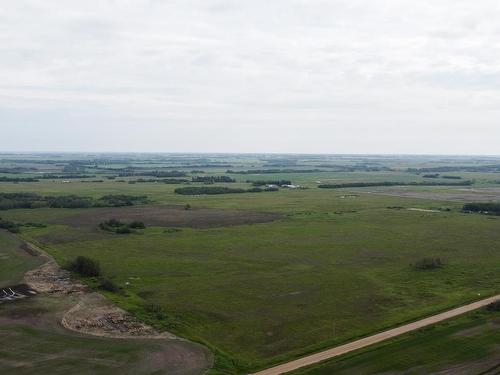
[24,258,87,295]
[62,293,177,339]
[22,242,177,340]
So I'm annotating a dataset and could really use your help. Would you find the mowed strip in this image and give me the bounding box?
[250,294,500,375]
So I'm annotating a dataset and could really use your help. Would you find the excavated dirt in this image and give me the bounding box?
[22,243,178,340]
[61,293,176,339]
[24,258,87,296]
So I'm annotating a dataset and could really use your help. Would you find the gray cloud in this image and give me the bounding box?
[1,0,500,153]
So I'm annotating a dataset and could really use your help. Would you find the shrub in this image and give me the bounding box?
[412,257,445,270]
[115,226,132,234]
[144,303,168,320]
[463,202,500,216]
[486,301,500,312]
[129,221,145,229]
[71,256,101,277]
[100,278,120,293]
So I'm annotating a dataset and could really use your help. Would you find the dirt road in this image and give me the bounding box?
[250,295,500,375]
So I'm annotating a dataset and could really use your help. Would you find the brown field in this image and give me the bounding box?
[48,205,283,229]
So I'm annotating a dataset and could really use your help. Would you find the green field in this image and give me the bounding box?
[1,153,500,374]
[292,309,500,375]
[0,230,211,375]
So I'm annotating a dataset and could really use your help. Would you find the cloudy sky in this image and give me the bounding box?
[1,0,500,154]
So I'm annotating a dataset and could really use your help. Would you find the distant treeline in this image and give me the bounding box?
[174,186,278,195]
[462,202,500,215]
[128,178,189,184]
[316,164,392,172]
[118,171,187,178]
[409,165,500,173]
[0,193,149,210]
[0,176,39,182]
[248,180,291,186]
[192,176,235,183]
[422,173,462,179]
[227,169,323,174]
[0,167,37,173]
[318,181,473,189]
[40,174,96,179]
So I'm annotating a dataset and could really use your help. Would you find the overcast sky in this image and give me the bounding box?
[1,0,500,154]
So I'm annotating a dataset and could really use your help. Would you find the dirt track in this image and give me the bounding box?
[250,295,500,375]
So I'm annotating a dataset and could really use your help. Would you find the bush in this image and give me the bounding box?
[71,256,101,277]
[115,226,132,234]
[0,218,21,233]
[412,258,445,270]
[486,301,500,312]
[129,221,145,229]
[100,278,120,293]
[144,303,168,320]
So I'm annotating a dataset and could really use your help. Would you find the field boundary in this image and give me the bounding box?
[250,294,500,375]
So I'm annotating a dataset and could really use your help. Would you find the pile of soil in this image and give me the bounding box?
[23,243,175,339]
[62,293,176,339]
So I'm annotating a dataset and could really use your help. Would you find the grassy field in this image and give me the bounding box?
[292,309,500,375]
[0,230,212,375]
[2,153,500,374]
[0,231,43,287]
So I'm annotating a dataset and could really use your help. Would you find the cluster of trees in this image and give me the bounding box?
[118,171,187,177]
[40,174,96,179]
[128,178,189,184]
[69,256,101,277]
[175,186,278,195]
[421,174,462,180]
[68,255,121,293]
[316,164,392,172]
[462,202,500,215]
[99,218,146,234]
[0,218,20,233]
[191,176,235,183]
[0,218,46,233]
[97,194,149,207]
[408,165,500,173]
[0,176,39,182]
[0,192,149,210]
[248,180,291,186]
[226,169,323,174]
[318,180,473,189]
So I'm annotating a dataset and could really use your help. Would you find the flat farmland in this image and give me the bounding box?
[5,186,500,373]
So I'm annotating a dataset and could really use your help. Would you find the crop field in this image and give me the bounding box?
[1,153,500,374]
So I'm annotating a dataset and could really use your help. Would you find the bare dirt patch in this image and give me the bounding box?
[22,244,177,339]
[61,293,176,339]
[48,205,282,229]
[24,257,87,296]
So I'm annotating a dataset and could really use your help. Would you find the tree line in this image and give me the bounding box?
[174,186,278,195]
[318,181,473,189]
[0,192,150,210]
